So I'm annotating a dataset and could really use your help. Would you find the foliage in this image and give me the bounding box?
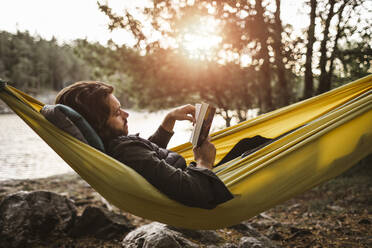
[303,0,372,97]
[98,0,371,126]
[0,31,90,91]
[99,0,299,125]
[71,39,136,107]
[0,31,136,106]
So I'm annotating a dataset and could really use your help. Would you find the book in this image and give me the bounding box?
[190,102,216,148]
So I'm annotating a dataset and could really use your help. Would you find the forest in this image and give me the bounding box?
[0,0,371,127]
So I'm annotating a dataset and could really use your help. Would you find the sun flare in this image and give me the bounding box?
[177,16,222,59]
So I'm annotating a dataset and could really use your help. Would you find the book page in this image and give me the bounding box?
[196,105,216,147]
[189,103,215,147]
[189,104,202,144]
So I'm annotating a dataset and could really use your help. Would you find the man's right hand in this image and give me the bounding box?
[193,137,216,170]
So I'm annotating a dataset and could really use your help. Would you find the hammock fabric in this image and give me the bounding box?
[0,75,371,230]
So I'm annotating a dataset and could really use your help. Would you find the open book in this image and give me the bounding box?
[190,103,216,148]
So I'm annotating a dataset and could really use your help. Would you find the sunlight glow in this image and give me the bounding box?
[177,16,222,60]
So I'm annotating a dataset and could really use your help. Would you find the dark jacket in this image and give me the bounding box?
[105,126,234,209]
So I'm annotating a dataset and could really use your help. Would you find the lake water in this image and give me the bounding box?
[0,110,231,181]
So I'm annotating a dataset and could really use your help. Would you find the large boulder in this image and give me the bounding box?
[123,220,278,248]
[122,222,208,248]
[0,190,77,247]
[70,205,134,239]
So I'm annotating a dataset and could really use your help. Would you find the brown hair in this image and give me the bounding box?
[55,81,114,139]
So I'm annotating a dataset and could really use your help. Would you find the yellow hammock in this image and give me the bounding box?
[0,75,371,230]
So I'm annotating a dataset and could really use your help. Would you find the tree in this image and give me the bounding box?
[0,31,81,90]
[317,0,336,95]
[316,0,371,94]
[98,0,296,126]
[273,0,290,106]
[303,0,316,99]
[253,0,274,112]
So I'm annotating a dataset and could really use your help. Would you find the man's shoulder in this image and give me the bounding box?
[110,134,147,145]
[107,134,153,151]
[106,134,163,159]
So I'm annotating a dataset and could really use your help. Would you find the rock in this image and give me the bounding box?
[122,222,200,248]
[250,212,281,228]
[268,232,283,241]
[266,226,283,241]
[206,245,220,248]
[70,206,134,239]
[287,203,301,210]
[327,205,344,212]
[167,225,222,244]
[233,222,262,237]
[0,190,77,248]
[231,223,277,248]
[222,243,238,248]
[239,237,265,248]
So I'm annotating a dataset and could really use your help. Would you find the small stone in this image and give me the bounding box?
[327,205,344,212]
[268,232,283,241]
[239,237,263,248]
[235,226,278,248]
[266,226,283,241]
[222,243,238,248]
[288,203,301,210]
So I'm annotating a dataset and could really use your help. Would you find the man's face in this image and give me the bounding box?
[106,94,129,136]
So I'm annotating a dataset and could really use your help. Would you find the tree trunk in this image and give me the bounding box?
[326,1,349,84]
[317,0,336,95]
[304,0,317,99]
[236,109,247,123]
[255,0,273,112]
[273,0,289,106]
[218,108,231,127]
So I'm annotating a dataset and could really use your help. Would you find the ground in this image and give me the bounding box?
[0,155,371,248]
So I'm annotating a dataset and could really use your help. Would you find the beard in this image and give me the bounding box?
[99,123,128,144]
[110,124,128,137]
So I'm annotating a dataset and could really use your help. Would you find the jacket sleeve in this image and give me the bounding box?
[148,126,174,149]
[110,139,233,209]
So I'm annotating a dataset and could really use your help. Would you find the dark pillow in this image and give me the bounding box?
[41,104,105,152]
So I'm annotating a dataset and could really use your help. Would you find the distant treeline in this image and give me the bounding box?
[0,31,82,90]
[0,31,131,96]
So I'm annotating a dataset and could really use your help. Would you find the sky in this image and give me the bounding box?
[0,0,142,46]
[0,0,307,46]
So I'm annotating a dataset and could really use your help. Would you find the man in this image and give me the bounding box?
[55,81,233,209]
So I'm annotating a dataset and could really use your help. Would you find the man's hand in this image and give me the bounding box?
[161,104,196,133]
[193,138,216,170]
